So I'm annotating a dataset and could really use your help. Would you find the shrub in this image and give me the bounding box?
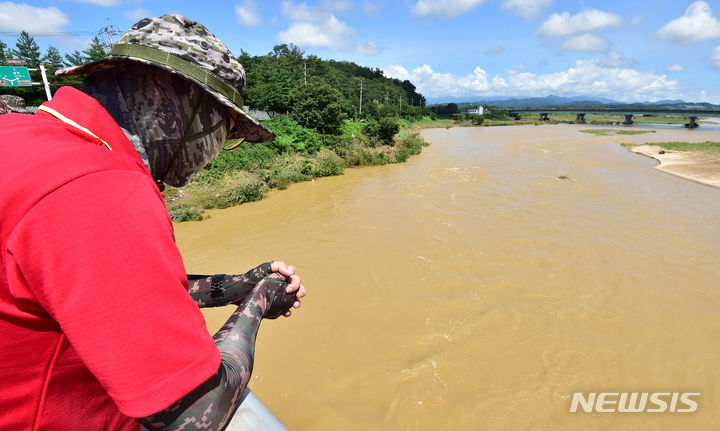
[169,204,204,222]
[263,115,322,154]
[313,150,345,177]
[364,117,400,146]
[202,194,232,209]
[227,179,267,204]
[392,132,426,163]
[468,113,484,126]
[203,141,277,179]
[289,81,345,135]
[321,133,354,157]
[345,147,390,166]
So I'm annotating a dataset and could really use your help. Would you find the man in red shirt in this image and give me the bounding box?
[0,14,306,430]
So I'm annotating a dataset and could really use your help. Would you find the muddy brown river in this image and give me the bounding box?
[174,124,720,430]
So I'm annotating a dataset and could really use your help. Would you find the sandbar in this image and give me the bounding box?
[628,144,720,189]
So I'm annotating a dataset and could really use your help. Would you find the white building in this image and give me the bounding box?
[461,106,484,115]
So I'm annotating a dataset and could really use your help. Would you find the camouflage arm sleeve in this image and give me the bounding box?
[187,262,273,308]
[138,273,295,430]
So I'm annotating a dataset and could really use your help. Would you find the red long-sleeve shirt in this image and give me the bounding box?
[0,87,220,430]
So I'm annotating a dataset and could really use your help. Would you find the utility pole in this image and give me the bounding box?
[303,60,307,85]
[107,18,115,44]
[99,18,121,51]
[385,91,389,103]
[358,78,364,117]
[399,95,402,112]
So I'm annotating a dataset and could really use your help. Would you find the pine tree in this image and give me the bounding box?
[43,46,64,72]
[0,40,6,63]
[83,36,107,62]
[63,50,86,67]
[11,31,41,66]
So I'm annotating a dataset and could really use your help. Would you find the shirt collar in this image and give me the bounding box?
[37,86,146,168]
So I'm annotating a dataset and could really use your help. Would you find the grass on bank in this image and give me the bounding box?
[621,141,720,153]
[579,129,656,136]
[166,115,430,221]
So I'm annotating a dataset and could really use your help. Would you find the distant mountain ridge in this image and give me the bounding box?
[427,95,720,111]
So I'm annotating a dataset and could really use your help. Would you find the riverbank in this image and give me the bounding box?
[165,117,436,221]
[624,142,720,188]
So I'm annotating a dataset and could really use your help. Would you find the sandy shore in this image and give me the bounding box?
[628,144,720,188]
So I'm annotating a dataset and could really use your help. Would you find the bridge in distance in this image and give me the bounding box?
[506,107,720,128]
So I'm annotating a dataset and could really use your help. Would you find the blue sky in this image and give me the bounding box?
[1,0,720,103]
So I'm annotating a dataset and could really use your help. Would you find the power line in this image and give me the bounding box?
[0,31,98,37]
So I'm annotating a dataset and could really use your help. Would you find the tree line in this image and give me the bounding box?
[238,43,428,135]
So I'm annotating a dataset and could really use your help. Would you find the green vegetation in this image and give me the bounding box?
[580,129,656,136]
[165,116,433,221]
[621,141,720,153]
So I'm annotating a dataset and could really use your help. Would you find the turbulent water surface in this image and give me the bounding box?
[175,124,720,430]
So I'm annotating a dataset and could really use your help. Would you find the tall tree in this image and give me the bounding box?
[83,36,107,62]
[289,79,344,135]
[0,40,6,63]
[11,31,41,66]
[63,50,86,67]
[43,46,64,72]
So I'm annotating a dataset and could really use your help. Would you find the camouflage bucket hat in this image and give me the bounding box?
[56,14,274,143]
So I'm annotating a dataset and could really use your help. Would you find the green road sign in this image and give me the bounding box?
[0,66,32,87]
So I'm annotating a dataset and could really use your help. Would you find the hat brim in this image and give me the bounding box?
[56,57,275,143]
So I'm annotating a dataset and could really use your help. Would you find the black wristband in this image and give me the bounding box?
[210,274,226,302]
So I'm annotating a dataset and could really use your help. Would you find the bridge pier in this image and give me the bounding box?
[576,113,586,123]
[623,114,633,125]
[539,112,549,121]
[684,116,699,129]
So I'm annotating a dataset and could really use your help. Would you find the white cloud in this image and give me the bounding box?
[501,0,553,21]
[411,0,487,19]
[278,15,354,50]
[278,1,381,55]
[657,1,720,44]
[383,61,679,102]
[598,51,636,68]
[538,9,623,37]
[561,34,609,52]
[236,0,261,27]
[666,64,684,73]
[0,2,70,33]
[356,41,381,56]
[281,0,348,20]
[124,8,151,22]
[711,46,720,69]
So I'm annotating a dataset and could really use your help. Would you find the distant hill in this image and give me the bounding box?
[426,95,620,106]
[427,95,720,111]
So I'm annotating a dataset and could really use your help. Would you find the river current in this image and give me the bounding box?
[175,124,720,430]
